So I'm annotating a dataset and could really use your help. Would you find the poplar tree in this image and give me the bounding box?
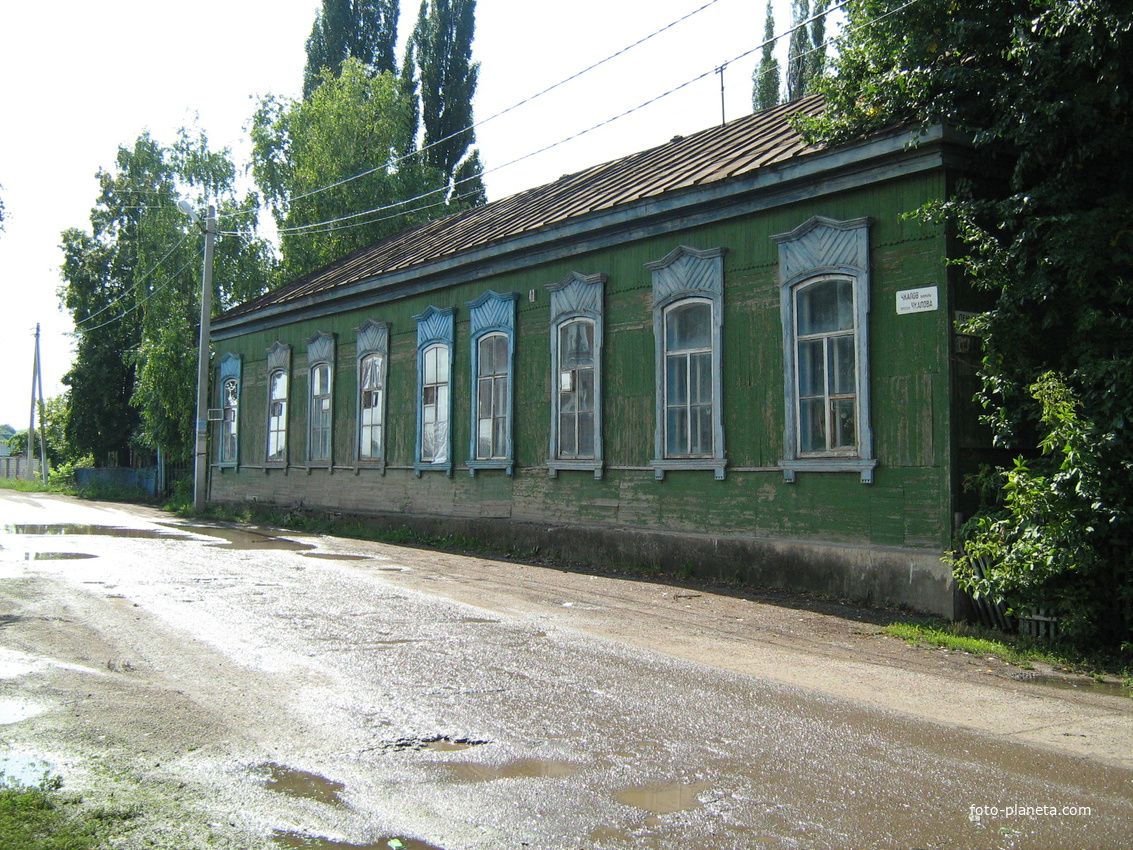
[752,0,782,111]
[304,0,401,99]
[410,0,485,203]
[786,0,830,101]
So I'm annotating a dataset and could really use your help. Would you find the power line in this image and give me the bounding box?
[223,0,731,221]
[72,232,192,329]
[76,246,204,335]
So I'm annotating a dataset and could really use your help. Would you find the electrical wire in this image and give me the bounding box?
[76,246,205,335]
[221,0,731,221]
[271,0,856,237]
[72,232,192,329]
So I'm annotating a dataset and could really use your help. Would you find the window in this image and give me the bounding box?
[646,246,727,480]
[267,370,288,462]
[795,279,856,454]
[476,333,509,460]
[414,306,455,475]
[466,291,517,475]
[773,216,875,483]
[547,271,605,478]
[215,352,241,467]
[557,319,596,458]
[265,342,291,466]
[306,332,335,466]
[664,300,714,458]
[355,320,390,466]
[220,378,239,464]
[359,353,384,460]
[309,363,332,461]
[420,342,450,464]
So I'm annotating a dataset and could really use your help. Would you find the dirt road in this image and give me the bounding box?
[1,491,1131,849]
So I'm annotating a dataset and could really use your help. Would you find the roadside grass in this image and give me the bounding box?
[882,619,1132,690]
[0,772,139,850]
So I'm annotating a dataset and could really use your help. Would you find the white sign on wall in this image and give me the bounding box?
[896,286,939,315]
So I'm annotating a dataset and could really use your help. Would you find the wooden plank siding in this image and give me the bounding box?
[210,135,975,616]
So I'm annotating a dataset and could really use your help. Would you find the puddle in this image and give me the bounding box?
[0,699,47,725]
[273,832,444,850]
[169,524,317,552]
[25,552,98,560]
[255,763,346,806]
[3,524,186,540]
[373,566,406,572]
[1010,672,1130,697]
[614,780,711,815]
[460,617,500,624]
[0,754,60,787]
[299,553,374,561]
[447,757,579,782]
[388,735,488,752]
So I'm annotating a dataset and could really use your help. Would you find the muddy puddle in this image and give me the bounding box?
[613,780,711,815]
[1010,672,1130,698]
[299,553,374,561]
[447,757,579,782]
[3,524,187,539]
[273,832,444,850]
[255,763,346,807]
[165,524,317,552]
[24,552,99,560]
[0,698,46,725]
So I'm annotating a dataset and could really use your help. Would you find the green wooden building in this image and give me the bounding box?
[209,96,987,617]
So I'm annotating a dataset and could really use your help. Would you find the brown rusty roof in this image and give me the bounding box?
[217,95,825,324]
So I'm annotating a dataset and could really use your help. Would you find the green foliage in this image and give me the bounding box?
[752,0,781,111]
[808,0,1133,650]
[303,0,401,99]
[0,771,136,850]
[410,0,485,200]
[785,0,829,101]
[253,58,445,279]
[59,129,275,466]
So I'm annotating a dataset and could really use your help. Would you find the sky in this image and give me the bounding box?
[0,0,811,431]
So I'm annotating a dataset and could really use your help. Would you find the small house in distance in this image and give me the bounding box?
[209,96,988,618]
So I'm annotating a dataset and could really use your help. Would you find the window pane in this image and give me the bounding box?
[478,377,493,419]
[666,302,711,350]
[666,355,688,406]
[797,339,825,398]
[799,398,826,453]
[270,371,287,401]
[797,279,853,335]
[667,407,689,457]
[831,398,857,449]
[560,321,594,369]
[692,352,712,405]
[559,412,577,456]
[578,411,594,456]
[692,405,713,456]
[478,419,492,458]
[830,334,856,396]
[576,367,594,412]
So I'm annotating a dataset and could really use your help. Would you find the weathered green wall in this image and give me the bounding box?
[211,169,972,613]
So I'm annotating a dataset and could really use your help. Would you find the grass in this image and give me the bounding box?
[0,772,139,850]
[882,619,1132,689]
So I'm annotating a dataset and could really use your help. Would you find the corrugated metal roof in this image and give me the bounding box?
[217,95,825,323]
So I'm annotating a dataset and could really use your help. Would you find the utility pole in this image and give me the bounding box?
[717,62,728,127]
[27,324,38,482]
[193,205,217,512]
[35,325,47,483]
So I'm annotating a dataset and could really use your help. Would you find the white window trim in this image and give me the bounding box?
[546,271,606,479]
[773,216,876,484]
[646,245,727,481]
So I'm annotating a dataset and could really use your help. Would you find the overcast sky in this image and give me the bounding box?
[0,0,811,430]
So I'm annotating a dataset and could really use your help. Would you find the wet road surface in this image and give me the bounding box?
[0,491,1131,849]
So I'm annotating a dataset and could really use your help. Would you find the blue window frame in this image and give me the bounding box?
[215,353,241,467]
[265,342,291,467]
[355,320,390,467]
[466,291,518,476]
[306,332,335,466]
[414,306,456,476]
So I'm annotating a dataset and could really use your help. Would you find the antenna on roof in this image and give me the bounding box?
[716,62,728,127]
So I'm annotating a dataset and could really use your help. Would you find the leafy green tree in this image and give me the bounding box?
[786,0,829,101]
[5,395,78,469]
[753,0,782,111]
[303,0,401,99]
[410,0,485,203]
[253,58,443,279]
[805,0,1133,650]
[60,130,274,467]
